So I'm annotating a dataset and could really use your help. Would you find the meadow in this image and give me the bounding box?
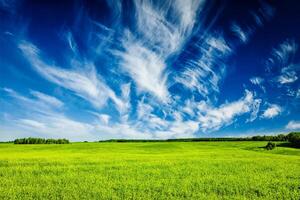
[0,141,299,200]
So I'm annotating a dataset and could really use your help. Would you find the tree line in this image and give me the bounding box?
[100,132,300,146]
[9,132,300,147]
[14,138,70,144]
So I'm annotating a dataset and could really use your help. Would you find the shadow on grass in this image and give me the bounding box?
[276,142,300,149]
[257,142,300,149]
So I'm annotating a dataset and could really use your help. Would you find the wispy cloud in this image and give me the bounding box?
[153,120,199,139]
[261,104,282,119]
[250,77,266,92]
[269,39,298,69]
[117,0,205,101]
[175,33,231,97]
[3,87,62,114]
[117,34,169,101]
[196,90,260,131]
[247,99,262,122]
[3,87,151,140]
[176,90,261,132]
[30,90,63,108]
[18,41,127,112]
[257,0,276,21]
[250,1,275,27]
[286,121,300,130]
[18,119,46,129]
[264,39,299,101]
[2,0,296,140]
[231,22,249,43]
[277,66,298,84]
[250,77,264,85]
[230,1,275,45]
[1,88,96,140]
[16,115,94,140]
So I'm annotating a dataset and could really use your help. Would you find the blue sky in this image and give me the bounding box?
[0,0,300,141]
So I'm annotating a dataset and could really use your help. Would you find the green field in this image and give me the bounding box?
[0,142,299,199]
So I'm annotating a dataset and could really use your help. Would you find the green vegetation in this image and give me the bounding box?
[265,142,276,150]
[287,132,300,147]
[0,141,299,199]
[100,132,300,143]
[14,137,70,144]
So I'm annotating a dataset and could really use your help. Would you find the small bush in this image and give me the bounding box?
[265,142,276,150]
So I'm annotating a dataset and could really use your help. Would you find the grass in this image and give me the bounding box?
[0,141,299,199]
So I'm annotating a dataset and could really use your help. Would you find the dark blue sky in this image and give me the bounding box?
[0,0,299,140]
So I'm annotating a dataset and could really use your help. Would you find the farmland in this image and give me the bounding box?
[0,141,299,199]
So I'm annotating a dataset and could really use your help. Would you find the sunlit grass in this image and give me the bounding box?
[0,142,299,199]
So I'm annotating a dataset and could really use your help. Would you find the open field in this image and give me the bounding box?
[0,142,299,199]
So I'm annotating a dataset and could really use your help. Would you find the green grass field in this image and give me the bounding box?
[0,142,299,199]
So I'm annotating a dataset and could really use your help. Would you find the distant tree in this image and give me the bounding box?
[275,134,287,141]
[14,138,70,144]
[287,132,300,147]
[251,134,288,141]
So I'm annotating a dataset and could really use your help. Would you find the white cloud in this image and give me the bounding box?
[1,87,170,140]
[30,90,63,108]
[99,114,110,125]
[146,115,169,130]
[231,23,249,43]
[232,1,275,45]
[87,111,111,125]
[175,34,231,96]
[117,0,205,101]
[261,104,282,119]
[2,86,202,140]
[18,119,46,129]
[118,36,169,101]
[17,114,95,140]
[265,39,299,101]
[168,120,198,137]
[65,31,78,55]
[137,100,154,119]
[197,90,259,131]
[173,0,204,31]
[3,87,17,95]
[3,88,62,114]
[247,99,262,122]
[1,89,96,140]
[133,0,203,54]
[286,121,300,130]
[277,67,298,84]
[250,77,264,85]
[287,88,300,97]
[18,41,127,112]
[175,67,212,95]
[3,88,147,141]
[2,0,290,141]
[269,39,297,69]
[94,122,152,139]
[1,86,267,140]
[153,120,199,139]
